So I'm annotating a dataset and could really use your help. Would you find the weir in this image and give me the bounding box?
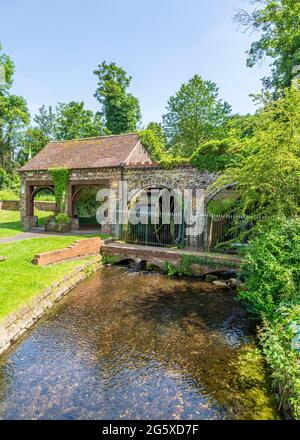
[101,241,241,276]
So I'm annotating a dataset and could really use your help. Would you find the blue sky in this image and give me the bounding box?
[1,0,270,125]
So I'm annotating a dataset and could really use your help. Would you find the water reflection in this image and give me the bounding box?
[0,267,278,419]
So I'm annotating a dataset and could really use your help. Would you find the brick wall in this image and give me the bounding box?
[32,237,101,265]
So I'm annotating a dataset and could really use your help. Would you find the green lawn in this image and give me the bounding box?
[0,210,51,238]
[0,236,98,319]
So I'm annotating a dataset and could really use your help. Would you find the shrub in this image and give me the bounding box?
[258,305,300,419]
[239,218,300,318]
[190,138,233,173]
[54,213,71,225]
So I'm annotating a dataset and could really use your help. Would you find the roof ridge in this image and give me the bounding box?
[50,133,139,144]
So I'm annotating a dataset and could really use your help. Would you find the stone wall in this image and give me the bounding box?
[32,237,101,265]
[19,165,217,247]
[0,257,101,356]
[101,242,241,275]
[0,200,55,212]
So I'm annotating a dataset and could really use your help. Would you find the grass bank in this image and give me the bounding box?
[0,236,99,319]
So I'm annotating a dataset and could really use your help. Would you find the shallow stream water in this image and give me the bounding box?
[0,266,279,419]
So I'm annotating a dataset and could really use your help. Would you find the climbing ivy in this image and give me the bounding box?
[49,167,70,213]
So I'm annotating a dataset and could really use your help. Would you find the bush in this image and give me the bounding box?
[54,213,71,225]
[258,305,300,419]
[0,168,10,189]
[239,218,300,318]
[190,138,233,172]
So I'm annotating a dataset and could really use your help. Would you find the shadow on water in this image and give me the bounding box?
[0,266,279,420]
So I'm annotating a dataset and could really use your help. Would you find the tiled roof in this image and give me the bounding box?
[19,133,153,171]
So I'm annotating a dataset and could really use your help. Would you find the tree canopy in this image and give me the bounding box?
[235,0,300,93]
[93,61,141,134]
[162,74,231,157]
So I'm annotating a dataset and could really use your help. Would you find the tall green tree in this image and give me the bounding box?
[33,105,56,140]
[214,87,300,218]
[93,61,141,134]
[0,43,29,172]
[54,101,105,140]
[162,75,231,157]
[17,127,49,166]
[235,0,300,92]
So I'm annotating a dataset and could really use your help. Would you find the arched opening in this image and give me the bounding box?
[31,186,56,227]
[72,186,102,230]
[121,186,184,247]
[204,185,244,253]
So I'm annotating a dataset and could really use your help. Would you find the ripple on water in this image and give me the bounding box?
[0,267,279,420]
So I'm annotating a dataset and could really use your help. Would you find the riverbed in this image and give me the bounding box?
[0,266,279,419]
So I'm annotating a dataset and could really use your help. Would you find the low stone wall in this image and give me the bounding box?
[34,201,56,212]
[0,200,20,211]
[0,200,55,212]
[32,237,101,265]
[0,257,101,356]
[101,243,241,276]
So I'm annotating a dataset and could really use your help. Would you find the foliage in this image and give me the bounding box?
[258,305,300,419]
[33,105,56,140]
[0,42,14,92]
[49,167,70,213]
[190,138,234,173]
[235,0,300,92]
[17,127,49,166]
[139,129,165,161]
[54,213,71,225]
[93,61,141,134]
[0,188,18,200]
[214,88,300,218]
[240,218,300,319]
[102,255,119,265]
[0,167,10,189]
[146,122,167,147]
[139,129,188,168]
[162,74,231,157]
[54,101,105,140]
[164,254,239,277]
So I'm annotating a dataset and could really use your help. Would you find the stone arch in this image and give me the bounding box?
[204,183,237,206]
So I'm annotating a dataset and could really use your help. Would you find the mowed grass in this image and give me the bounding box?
[0,210,51,238]
[0,236,97,319]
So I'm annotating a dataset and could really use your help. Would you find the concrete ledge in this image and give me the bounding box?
[0,256,101,356]
[32,237,101,265]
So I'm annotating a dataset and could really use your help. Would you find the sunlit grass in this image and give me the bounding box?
[0,236,98,319]
[0,210,50,238]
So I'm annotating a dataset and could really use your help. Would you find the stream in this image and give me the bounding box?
[0,266,279,420]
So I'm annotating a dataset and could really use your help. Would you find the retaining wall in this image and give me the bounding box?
[32,237,101,265]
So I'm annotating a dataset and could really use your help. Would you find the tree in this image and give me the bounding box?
[33,105,56,140]
[0,43,29,171]
[146,122,166,147]
[54,101,105,140]
[162,75,231,157]
[214,87,300,218]
[93,61,141,134]
[235,0,300,92]
[17,127,49,166]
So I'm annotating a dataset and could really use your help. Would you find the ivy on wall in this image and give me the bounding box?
[49,167,70,213]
